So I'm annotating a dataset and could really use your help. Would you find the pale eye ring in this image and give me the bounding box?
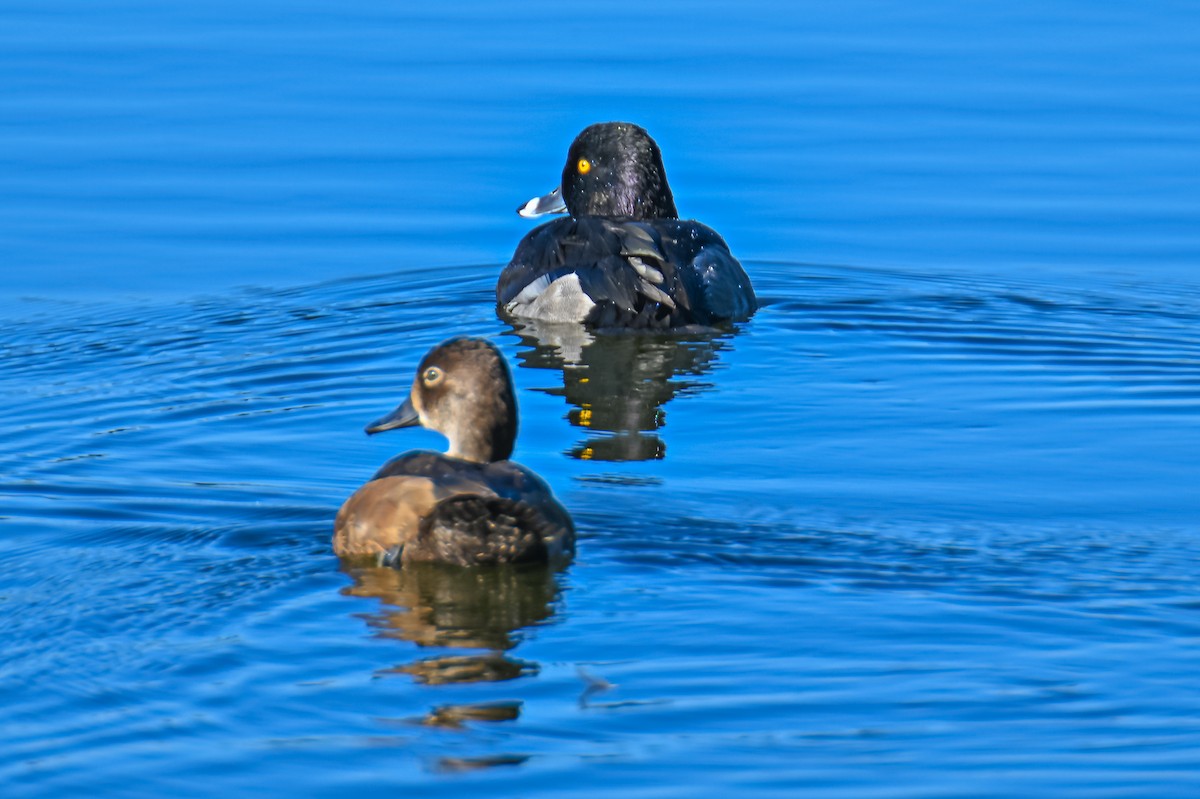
[422,366,444,386]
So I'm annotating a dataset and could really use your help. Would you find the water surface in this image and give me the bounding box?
[4,261,1200,797]
[3,1,1200,797]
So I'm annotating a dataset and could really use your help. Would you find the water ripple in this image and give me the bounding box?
[3,261,1200,796]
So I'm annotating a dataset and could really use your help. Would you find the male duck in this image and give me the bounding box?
[497,122,757,329]
[334,337,575,567]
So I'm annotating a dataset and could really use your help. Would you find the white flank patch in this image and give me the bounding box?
[506,273,596,323]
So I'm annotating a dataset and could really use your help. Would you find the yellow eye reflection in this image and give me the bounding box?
[577,158,591,175]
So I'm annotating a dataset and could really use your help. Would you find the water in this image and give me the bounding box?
[3,1,1200,796]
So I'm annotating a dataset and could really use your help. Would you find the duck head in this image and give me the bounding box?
[518,122,679,221]
[366,337,518,463]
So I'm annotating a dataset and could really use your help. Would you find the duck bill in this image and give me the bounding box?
[517,186,567,218]
[365,397,421,435]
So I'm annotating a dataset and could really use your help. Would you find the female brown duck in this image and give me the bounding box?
[334,337,574,567]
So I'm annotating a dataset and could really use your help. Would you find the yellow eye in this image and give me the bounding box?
[577,158,591,175]
[422,366,444,386]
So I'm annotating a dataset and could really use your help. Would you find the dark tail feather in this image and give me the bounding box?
[403,496,551,566]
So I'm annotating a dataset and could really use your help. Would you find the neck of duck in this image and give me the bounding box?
[572,184,678,220]
[444,417,515,464]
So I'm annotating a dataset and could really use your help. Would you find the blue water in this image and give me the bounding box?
[3,1,1200,796]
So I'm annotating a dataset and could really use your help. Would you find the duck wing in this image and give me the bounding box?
[499,217,754,327]
[651,220,757,325]
[397,496,553,566]
[364,453,575,567]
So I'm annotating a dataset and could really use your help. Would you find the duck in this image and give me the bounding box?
[497,122,757,329]
[334,337,575,567]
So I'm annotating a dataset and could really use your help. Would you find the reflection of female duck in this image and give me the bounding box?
[342,562,559,652]
[334,337,574,566]
[498,122,756,328]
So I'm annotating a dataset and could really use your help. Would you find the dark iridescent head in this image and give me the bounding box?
[517,122,679,221]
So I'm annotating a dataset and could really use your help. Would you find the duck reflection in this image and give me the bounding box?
[418,700,522,729]
[503,317,736,461]
[341,560,559,686]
